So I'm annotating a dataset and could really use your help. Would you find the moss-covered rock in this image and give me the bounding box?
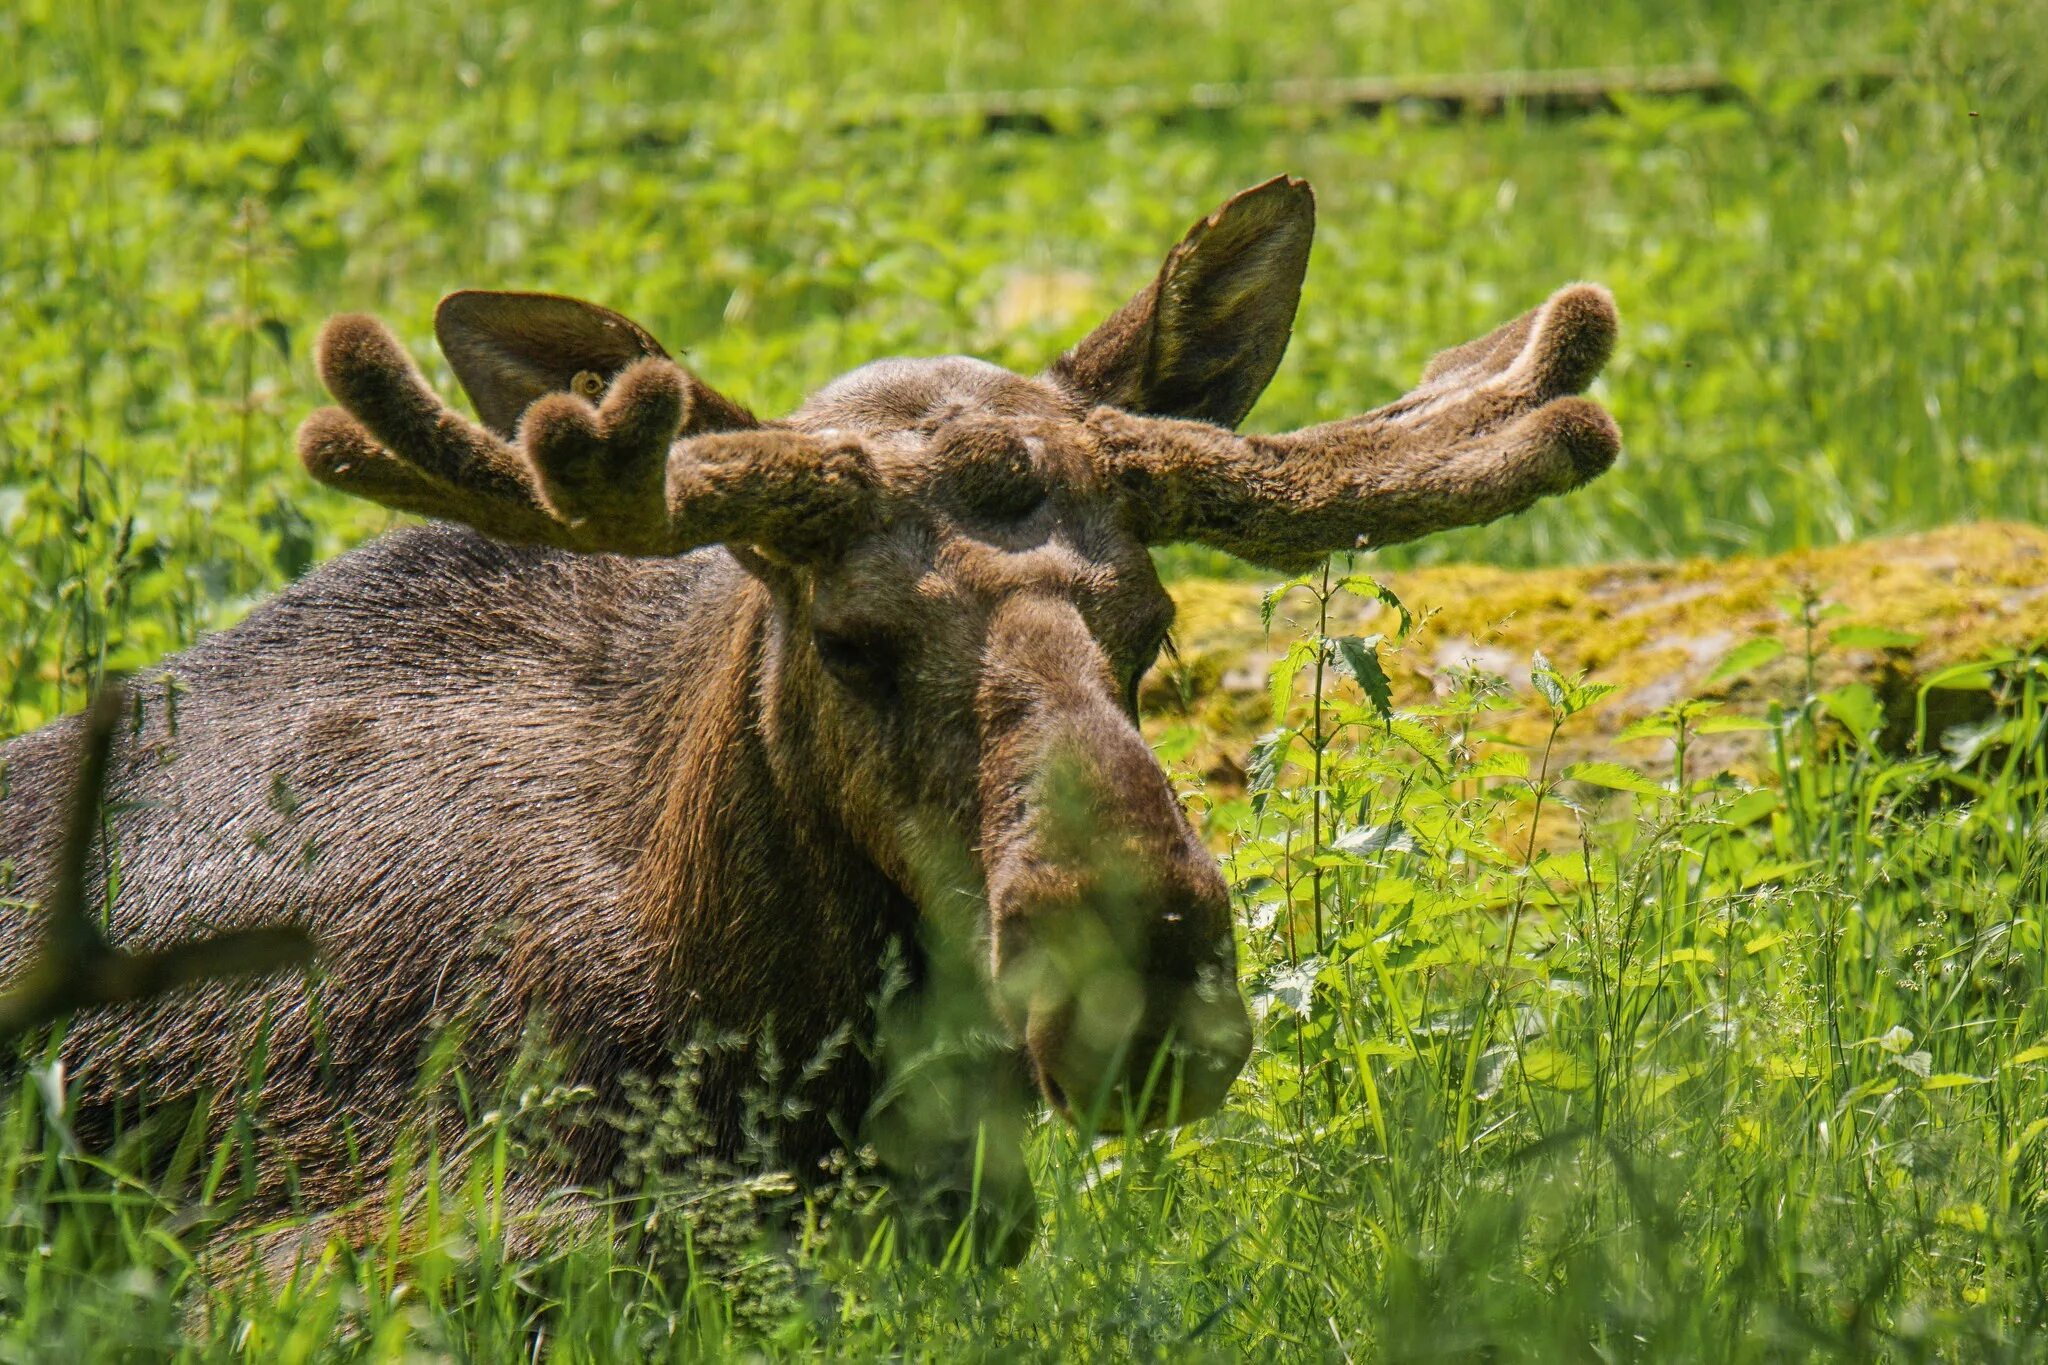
[1145,522,2048,790]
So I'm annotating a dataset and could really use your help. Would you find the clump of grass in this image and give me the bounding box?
[1200,568,2048,1357]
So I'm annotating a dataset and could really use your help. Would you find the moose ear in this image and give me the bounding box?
[1049,176,1315,429]
[434,291,674,438]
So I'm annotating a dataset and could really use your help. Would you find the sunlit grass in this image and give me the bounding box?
[4,0,2047,1357]
[4,570,2046,1358]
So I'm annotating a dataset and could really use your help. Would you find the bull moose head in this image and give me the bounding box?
[294,176,1618,1144]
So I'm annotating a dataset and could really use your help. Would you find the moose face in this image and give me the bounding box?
[781,356,1248,1129]
[296,175,1621,1133]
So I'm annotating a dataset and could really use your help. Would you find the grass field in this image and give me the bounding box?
[5,0,2048,1357]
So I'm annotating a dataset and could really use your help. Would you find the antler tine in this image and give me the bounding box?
[298,313,616,548]
[1092,283,1621,571]
[297,314,878,558]
[297,407,570,544]
[310,316,547,505]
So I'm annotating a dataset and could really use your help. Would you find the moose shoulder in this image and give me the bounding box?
[0,176,1620,1258]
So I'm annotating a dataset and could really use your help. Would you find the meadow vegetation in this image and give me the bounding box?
[4,1,2047,1357]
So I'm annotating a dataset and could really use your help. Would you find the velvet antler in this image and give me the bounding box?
[296,314,876,559]
[1087,283,1621,571]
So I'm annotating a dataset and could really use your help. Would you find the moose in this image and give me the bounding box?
[0,177,1620,1258]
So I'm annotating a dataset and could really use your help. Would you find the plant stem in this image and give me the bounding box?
[1308,558,1332,957]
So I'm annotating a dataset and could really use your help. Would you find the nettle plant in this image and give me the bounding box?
[1223,568,2048,1230]
[1225,589,1633,1134]
[1228,594,1800,1125]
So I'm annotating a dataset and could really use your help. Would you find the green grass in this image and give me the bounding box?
[6,576,2048,1359]
[6,0,2048,1357]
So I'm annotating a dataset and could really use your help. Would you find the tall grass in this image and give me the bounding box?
[3,571,2045,1358]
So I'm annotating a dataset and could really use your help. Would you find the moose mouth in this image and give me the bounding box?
[1022,979,1254,1133]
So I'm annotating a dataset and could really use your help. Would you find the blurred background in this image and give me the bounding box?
[4,0,2043,729]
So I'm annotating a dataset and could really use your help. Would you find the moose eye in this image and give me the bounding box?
[813,629,899,698]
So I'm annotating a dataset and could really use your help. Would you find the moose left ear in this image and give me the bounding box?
[1048,176,1315,430]
[434,291,677,438]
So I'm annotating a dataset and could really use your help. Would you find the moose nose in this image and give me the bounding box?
[975,591,1252,1130]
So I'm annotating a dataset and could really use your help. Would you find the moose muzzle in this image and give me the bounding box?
[979,597,1253,1131]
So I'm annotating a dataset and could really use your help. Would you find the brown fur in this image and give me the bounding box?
[0,177,1620,1255]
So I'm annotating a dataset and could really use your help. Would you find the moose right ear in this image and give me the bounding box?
[1048,176,1315,430]
[434,291,678,438]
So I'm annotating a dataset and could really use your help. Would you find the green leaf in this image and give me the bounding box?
[1694,714,1772,734]
[1259,575,1317,631]
[1253,957,1323,1021]
[1529,653,1614,718]
[1739,858,1818,889]
[1148,723,1200,764]
[1518,1046,1591,1091]
[1819,682,1885,745]
[1921,1072,1990,1090]
[1618,716,1678,742]
[1920,659,2008,693]
[1706,637,1785,685]
[1639,1061,1707,1103]
[1385,716,1449,770]
[1364,877,1416,908]
[1943,715,2013,767]
[1562,761,1669,797]
[1334,634,1394,722]
[1340,575,1412,638]
[1763,1055,1820,1079]
[1529,652,1567,711]
[1572,681,1619,713]
[1246,729,1289,815]
[1830,624,1923,650]
[1531,850,1612,885]
[1466,750,1530,779]
[1719,788,1781,827]
[1330,821,1412,860]
[1268,637,1317,724]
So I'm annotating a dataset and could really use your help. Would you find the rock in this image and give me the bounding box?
[1144,522,2048,792]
